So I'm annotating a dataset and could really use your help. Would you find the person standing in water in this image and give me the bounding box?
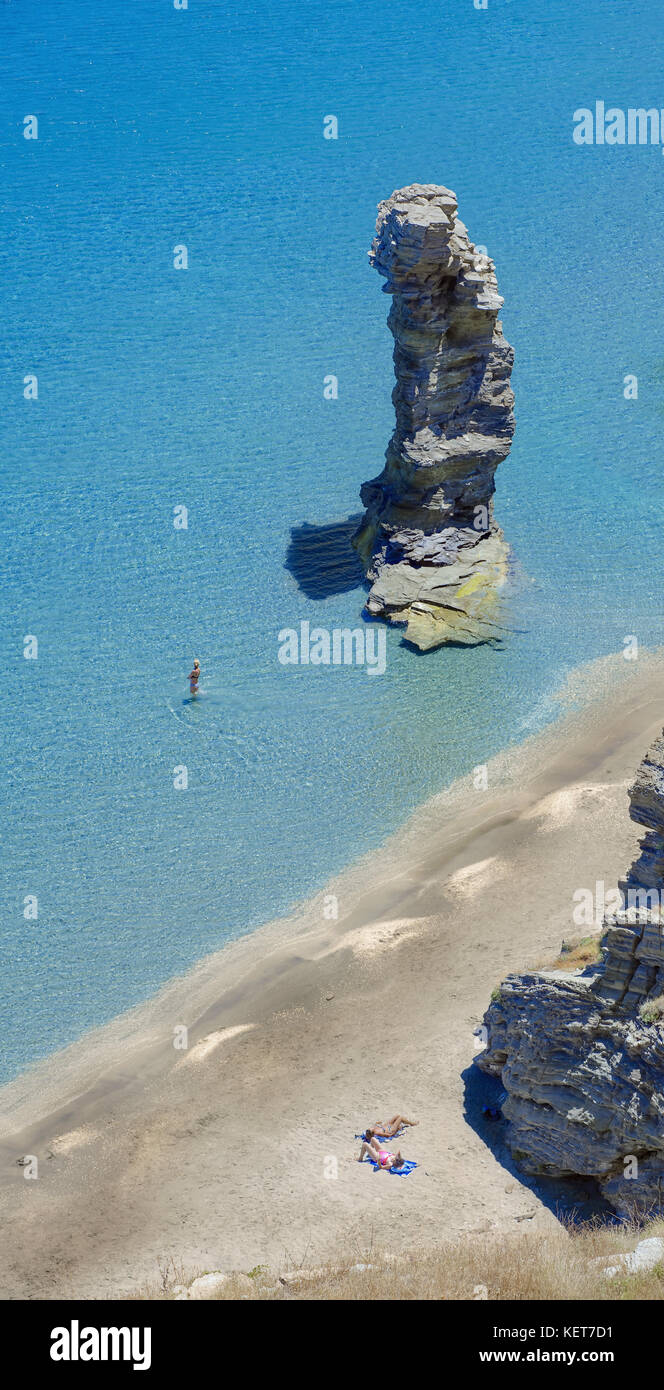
[188,659,201,696]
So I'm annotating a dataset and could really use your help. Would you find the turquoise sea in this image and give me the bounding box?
[1,0,663,1083]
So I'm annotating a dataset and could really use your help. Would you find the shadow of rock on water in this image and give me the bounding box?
[462,1060,618,1229]
[285,515,365,600]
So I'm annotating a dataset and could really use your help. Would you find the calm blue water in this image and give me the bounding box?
[1,0,663,1084]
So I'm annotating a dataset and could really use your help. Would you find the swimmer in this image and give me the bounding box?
[188,659,201,696]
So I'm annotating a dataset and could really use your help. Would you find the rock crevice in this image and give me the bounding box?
[353,184,515,650]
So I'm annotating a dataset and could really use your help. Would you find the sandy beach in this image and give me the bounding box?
[2,651,664,1300]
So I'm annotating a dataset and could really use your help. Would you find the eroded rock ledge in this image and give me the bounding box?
[479,734,664,1216]
[353,184,515,650]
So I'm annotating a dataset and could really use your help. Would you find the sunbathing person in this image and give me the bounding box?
[357,1133,405,1170]
[368,1115,418,1138]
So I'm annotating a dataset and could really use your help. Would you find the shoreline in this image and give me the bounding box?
[2,648,664,1297]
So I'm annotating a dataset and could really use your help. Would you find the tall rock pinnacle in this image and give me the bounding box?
[353,184,515,650]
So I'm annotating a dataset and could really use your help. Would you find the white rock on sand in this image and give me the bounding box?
[176,1272,229,1299]
[603,1237,664,1278]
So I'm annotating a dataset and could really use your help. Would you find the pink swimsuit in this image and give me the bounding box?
[379,1151,393,1168]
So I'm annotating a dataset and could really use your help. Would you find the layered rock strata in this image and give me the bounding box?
[479,734,664,1216]
[353,184,515,649]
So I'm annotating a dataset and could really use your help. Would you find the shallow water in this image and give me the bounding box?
[1,0,663,1082]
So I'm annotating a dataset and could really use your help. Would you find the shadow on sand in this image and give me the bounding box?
[285,515,365,601]
[463,1060,619,1228]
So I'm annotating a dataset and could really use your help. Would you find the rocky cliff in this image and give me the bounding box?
[353,184,515,650]
[479,733,664,1216]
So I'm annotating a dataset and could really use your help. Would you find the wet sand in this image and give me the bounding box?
[2,650,664,1299]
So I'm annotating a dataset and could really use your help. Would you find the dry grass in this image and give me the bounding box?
[539,935,603,973]
[639,993,664,1024]
[133,1217,664,1301]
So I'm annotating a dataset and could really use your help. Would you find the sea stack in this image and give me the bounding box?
[353,184,515,650]
[478,733,664,1216]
